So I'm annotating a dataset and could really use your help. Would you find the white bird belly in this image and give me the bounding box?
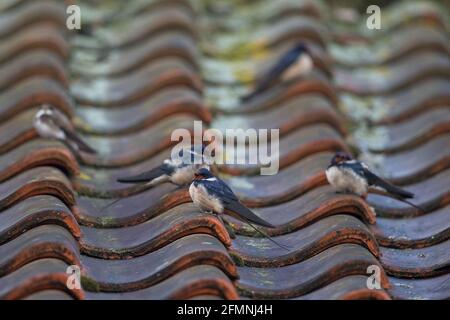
[34,118,65,140]
[326,166,368,196]
[189,183,224,213]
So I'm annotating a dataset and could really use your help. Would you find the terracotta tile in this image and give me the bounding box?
[370,108,450,154]
[236,244,389,299]
[372,205,450,248]
[0,258,84,300]
[0,195,81,245]
[388,274,450,300]
[0,1,66,38]
[0,225,81,277]
[85,265,239,300]
[229,214,380,268]
[297,275,390,300]
[72,31,200,77]
[381,240,450,278]
[81,234,237,291]
[0,24,69,64]
[79,204,232,255]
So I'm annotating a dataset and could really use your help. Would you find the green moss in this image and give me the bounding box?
[96,216,119,227]
[81,275,100,292]
[230,252,246,267]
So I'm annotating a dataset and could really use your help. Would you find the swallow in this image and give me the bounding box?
[241,42,313,102]
[101,145,214,212]
[326,152,414,200]
[190,168,290,250]
[117,145,214,186]
[33,104,96,154]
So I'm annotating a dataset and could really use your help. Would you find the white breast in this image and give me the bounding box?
[33,117,65,140]
[326,166,368,196]
[189,183,224,213]
[281,54,313,81]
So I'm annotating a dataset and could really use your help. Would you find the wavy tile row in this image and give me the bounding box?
[0,0,448,300]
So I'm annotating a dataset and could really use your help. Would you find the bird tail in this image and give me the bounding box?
[381,183,414,199]
[117,167,166,183]
[245,220,291,252]
[400,198,426,214]
[388,194,425,214]
[75,138,97,154]
[226,201,275,228]
[62,127,97,154]
[369,188,425,214]
[366,170,414,199]
[240,91,257,103]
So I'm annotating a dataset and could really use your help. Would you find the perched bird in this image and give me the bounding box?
[189,168,289,250]
[326,152,414,200]
[117,145,213,187]
[33,104,96,154]
[102,145,214,212]
[241,42,313,102]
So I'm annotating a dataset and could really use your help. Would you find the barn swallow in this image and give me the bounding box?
[101,145,215,212]
[189,168,290,250]
[241,42,313,102]
[117,145,213,187]
[326,152,414,200]
[33,105,96,154]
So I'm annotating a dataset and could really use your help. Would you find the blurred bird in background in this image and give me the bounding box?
[33,104,96,154]
[241,42,313,102]
[326,152,414,199]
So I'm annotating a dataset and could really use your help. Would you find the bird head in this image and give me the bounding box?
[292,43,309,55]
[177,144,216,164]
[194,168,213,181]
[330,151,353,166]
[35,104,55,119]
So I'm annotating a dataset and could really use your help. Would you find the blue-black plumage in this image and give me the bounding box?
[241,42,313,102]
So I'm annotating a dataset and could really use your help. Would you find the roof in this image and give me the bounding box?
[0,0,448,300]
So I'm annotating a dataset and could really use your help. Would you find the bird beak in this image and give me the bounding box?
[194,173,202,180]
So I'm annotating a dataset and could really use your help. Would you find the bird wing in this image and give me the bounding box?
[51,108,74,132]
[340,161,414,199]
[201,178,239,202]
[117,163,174,183]
[39,114,63,135]
[241,50,299,102]
[202,179,275,228]
[362,168,414,199]
[224,200,275,228]
[256,50,300,91]
[60,126,97,154]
